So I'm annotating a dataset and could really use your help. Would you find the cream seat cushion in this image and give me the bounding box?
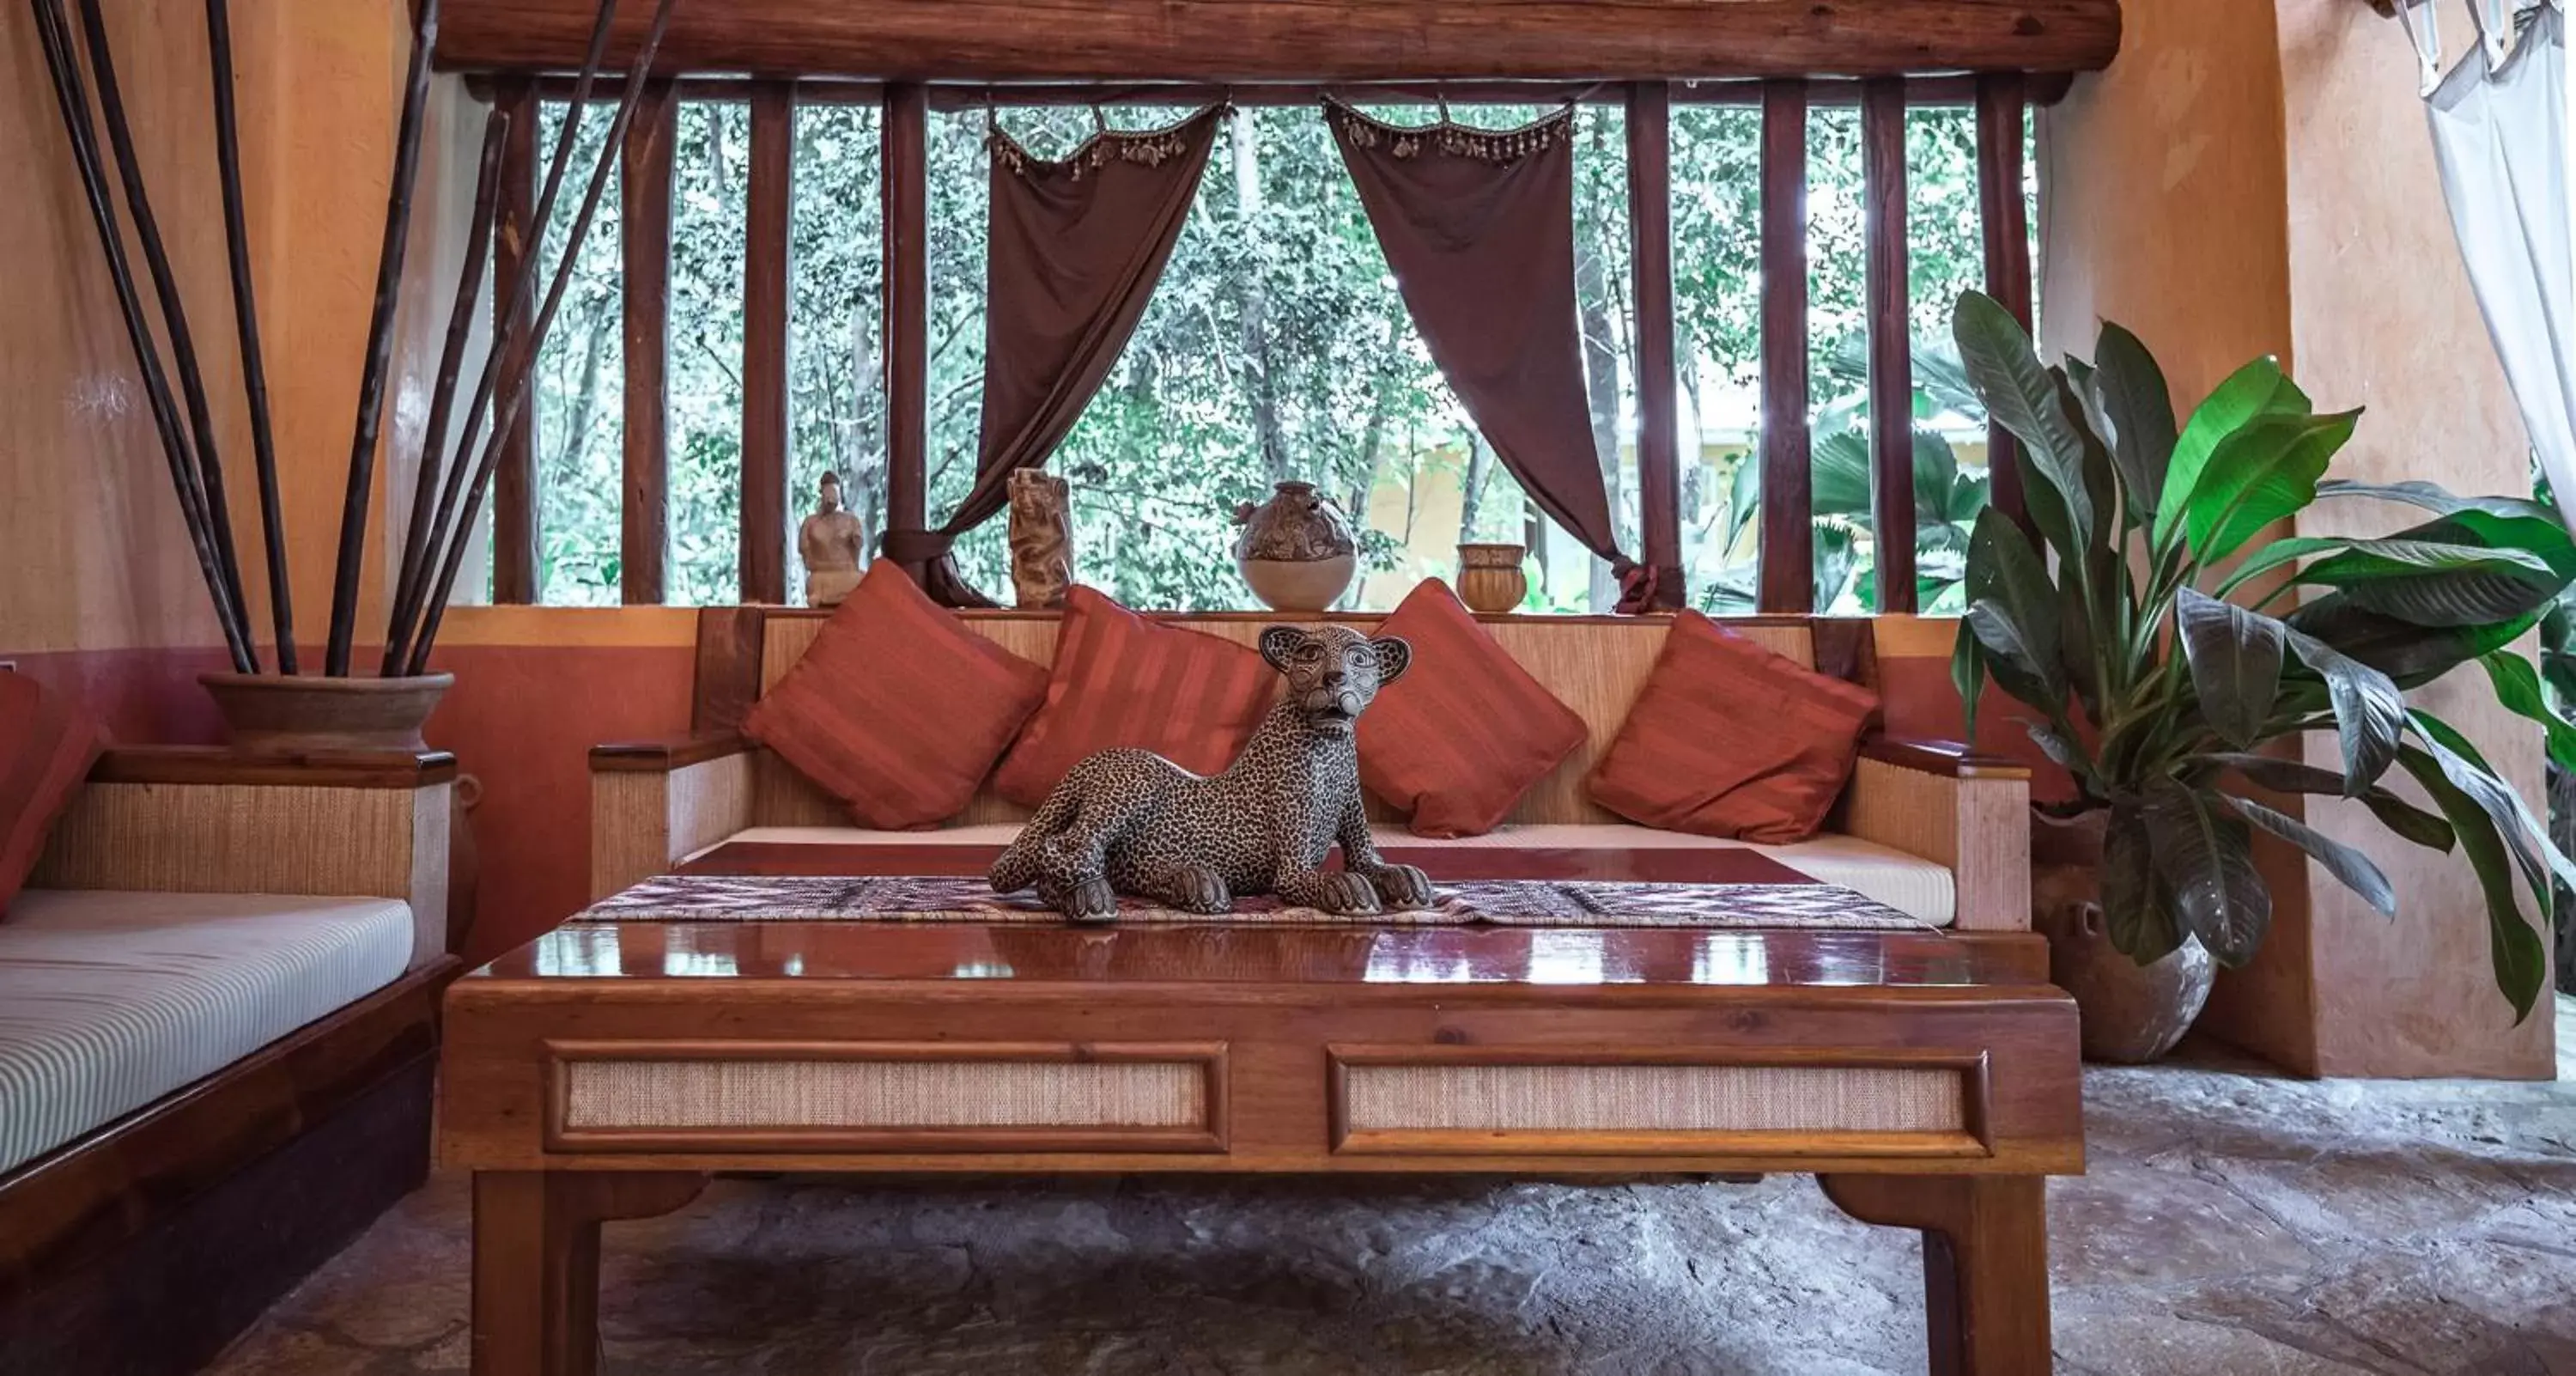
[0,891,413,1176]
[701,822,1956,928]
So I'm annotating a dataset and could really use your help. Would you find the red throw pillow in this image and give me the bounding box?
[1357,580,1588,837]
[1,674,104,916]
[993,587,1279,807]
[744,562,1048,830]
[1588,610,1881,843]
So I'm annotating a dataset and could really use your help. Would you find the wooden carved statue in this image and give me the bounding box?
[799,471,866,607]
[988,624,1431,922]
[1006,468,1075,609]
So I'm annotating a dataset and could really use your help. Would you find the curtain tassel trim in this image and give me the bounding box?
[1324,99,1574,162]
[989,106,1233,182]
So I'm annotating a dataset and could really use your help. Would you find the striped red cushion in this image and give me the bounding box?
[992,587,1279,807]
[1,673,104,917]
[1357,580,1587,837]
[744,562,1048,830]
[1588,610,1880,843]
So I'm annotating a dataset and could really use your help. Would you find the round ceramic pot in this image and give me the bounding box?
[2032,809,2215,1063]
[1234,480,1359,611]
[1455,543,1530,613]
[1239,554,1358,612]
[198,672,453,752]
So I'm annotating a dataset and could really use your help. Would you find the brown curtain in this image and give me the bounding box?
[1326,100,1654,612]
[883,107,1224,606]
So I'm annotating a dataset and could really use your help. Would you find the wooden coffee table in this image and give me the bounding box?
[441,918,2081,1375]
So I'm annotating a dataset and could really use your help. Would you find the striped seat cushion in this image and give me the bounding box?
[0,891,412,1175]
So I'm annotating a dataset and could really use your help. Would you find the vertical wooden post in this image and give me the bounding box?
[489,78,540,605]
[1626,81,1685,610]
[1862,77,1917,614]
[1757,79,1812,615]
[742,82,794,606]
[1977,71,2032,532]
[621,82,677,606]
[884,82,930,579]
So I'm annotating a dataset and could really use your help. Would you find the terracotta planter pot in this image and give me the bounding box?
[2032,809,2215,1064]
[1455,543,1530,614]
[198,672,453,752]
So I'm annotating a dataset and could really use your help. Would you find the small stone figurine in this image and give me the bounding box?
[988,624,1431,922]
[1005,469,1075,609]
[799,471,866,607]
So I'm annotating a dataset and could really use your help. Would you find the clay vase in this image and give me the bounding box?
[198,672,453,752]
[1455,543,1530,613]
[2032,809,2215,1063]
[1233,480,1358,612]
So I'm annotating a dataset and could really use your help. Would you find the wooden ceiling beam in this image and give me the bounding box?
[434,1,2122,82]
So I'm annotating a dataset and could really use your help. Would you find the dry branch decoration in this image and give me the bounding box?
[27,0,681,679]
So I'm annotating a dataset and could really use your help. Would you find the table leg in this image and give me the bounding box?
[471,1171,708,1376]
[1820,1173,2051,1376]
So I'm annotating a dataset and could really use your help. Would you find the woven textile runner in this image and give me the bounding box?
[574,874,1924,930]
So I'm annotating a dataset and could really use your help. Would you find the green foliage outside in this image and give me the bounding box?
[525,98,1999,612]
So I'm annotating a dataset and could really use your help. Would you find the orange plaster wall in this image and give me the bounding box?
[2275,0,2553,1078]
[2036,0,2318,1069]
[0,0,442,660]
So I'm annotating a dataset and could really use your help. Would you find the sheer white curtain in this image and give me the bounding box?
[2427,3,2576,521]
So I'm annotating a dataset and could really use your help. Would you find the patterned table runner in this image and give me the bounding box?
[574,874,1926,931]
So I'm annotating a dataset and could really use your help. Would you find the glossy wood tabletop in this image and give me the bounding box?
[468,922,2049,989]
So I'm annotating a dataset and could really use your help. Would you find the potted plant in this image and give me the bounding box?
[1949,290,2573,1060]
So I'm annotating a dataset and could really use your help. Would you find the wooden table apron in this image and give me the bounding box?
[442,921,2081,1375]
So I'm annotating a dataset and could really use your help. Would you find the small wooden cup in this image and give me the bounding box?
[1455,543,1530,614]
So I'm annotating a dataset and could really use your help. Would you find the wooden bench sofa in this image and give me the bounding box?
[589,608,2032,933]
[0,746,458,1376]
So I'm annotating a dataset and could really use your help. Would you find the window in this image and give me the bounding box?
[485,80,2038,617]
[531,100,624,606]
[920,102,1631,612]
[787,100,885,600]
[1674,93,2029,615]
[668,100,750,606]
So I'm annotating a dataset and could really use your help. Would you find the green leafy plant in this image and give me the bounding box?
[1950,290,2576,1020]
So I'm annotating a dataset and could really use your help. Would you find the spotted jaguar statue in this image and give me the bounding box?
[988,624,1433,922]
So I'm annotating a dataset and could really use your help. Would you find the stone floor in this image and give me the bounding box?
[215,1003,2576,1375]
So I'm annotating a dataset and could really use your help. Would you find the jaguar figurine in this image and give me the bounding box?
[987,624,1433,922]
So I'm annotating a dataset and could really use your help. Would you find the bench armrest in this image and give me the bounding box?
[33,746,455,969]
[1844,735,2030,932]
[589,734,755,899]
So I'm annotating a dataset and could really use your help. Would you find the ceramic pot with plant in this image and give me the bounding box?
[1950,289,2575,1058]
[1235,481,1359,611]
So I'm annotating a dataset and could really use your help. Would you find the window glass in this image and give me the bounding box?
[1668,102,1769,612]
[667,100,750,606]
[532,100,625,605]
[787,100,886,596]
